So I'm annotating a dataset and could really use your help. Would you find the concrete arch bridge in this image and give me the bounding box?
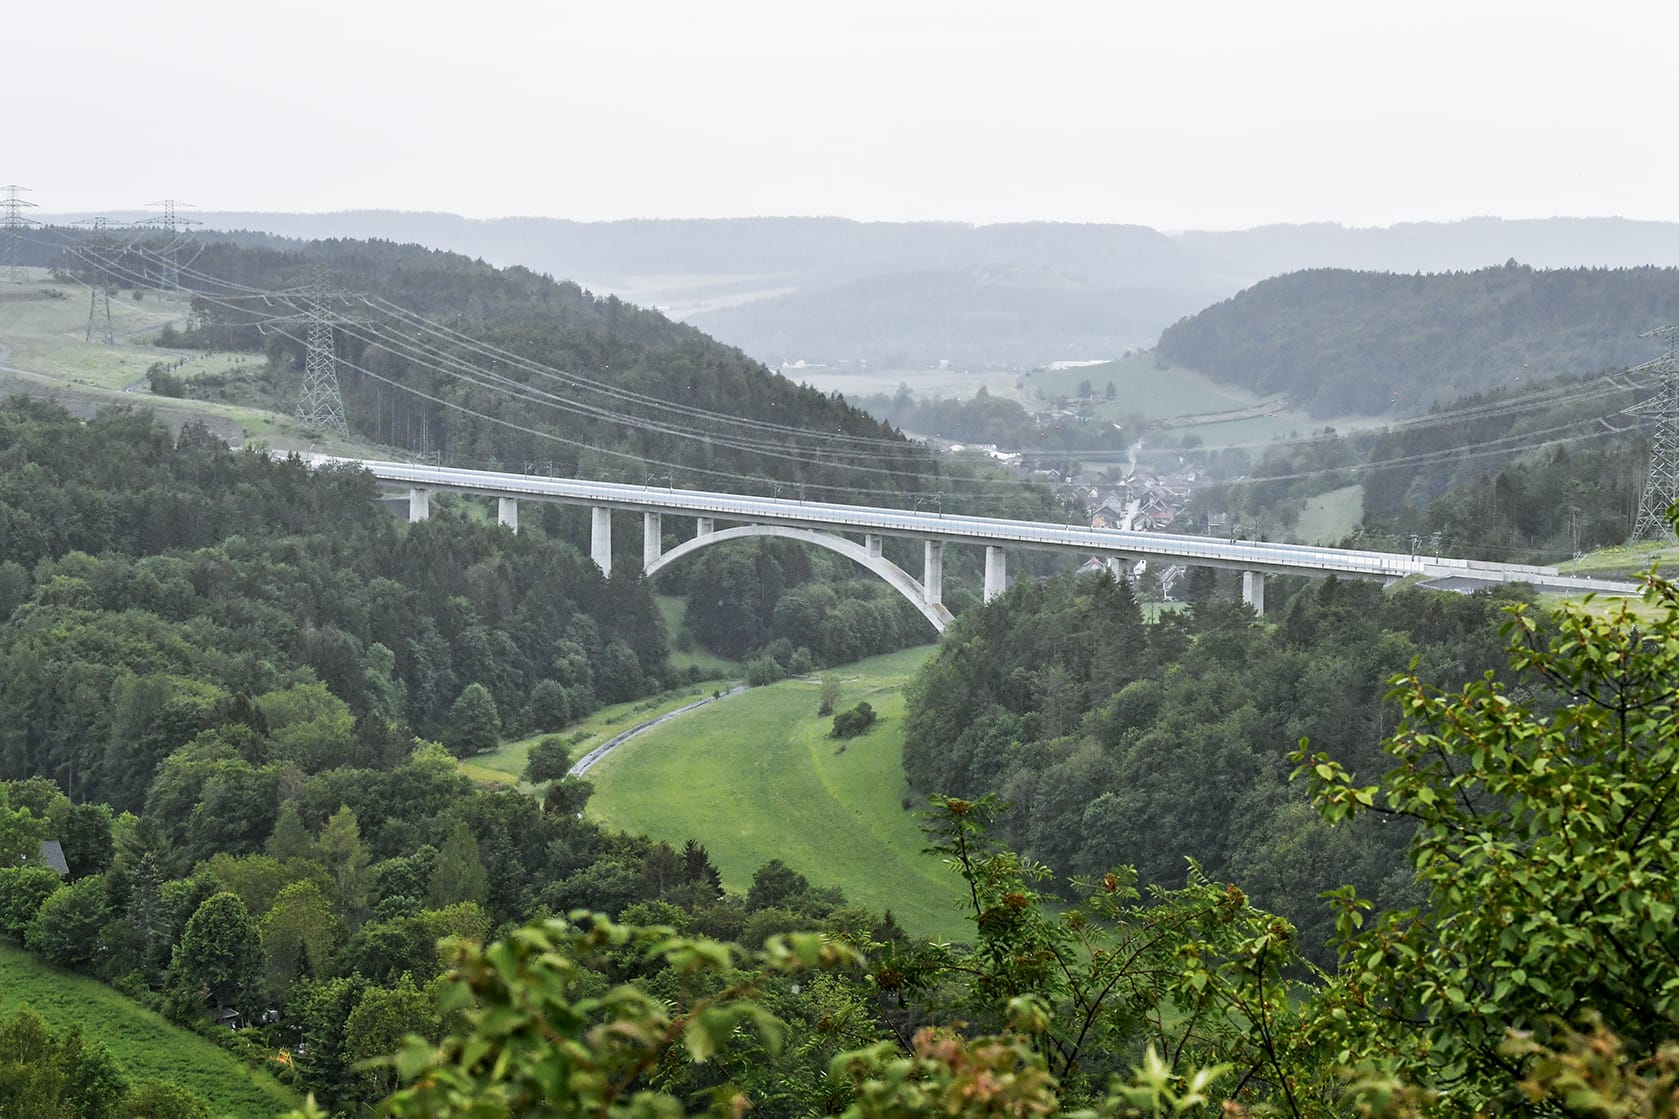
[324,458,1637,634]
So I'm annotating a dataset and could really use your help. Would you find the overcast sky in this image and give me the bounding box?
[10,0,1676,230]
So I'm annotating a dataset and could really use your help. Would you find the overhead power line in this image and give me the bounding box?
[58,236,1673,515]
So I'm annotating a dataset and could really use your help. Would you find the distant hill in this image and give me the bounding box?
[1176,217,1679,285]
[687,267,1210,369]
[38,212,1679,373]
[1155,262,1679,416]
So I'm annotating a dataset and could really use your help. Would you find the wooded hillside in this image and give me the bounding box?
[0,399,666,810]
[1156,262,1679,416]
[902,571,1523,960]
[32,228,939,503]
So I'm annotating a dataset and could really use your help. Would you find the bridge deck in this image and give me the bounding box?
[326,458,1639,594]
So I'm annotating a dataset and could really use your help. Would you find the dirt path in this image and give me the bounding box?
[567,685,747,778]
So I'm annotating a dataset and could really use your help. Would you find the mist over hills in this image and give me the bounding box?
[37,211,1679,373]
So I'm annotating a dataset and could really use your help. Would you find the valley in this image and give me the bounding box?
[0,218,1675,1119]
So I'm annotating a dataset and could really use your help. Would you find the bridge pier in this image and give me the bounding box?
[696,517,714,537]
[865,533,883,558]
[1242,570,1266,616]
[643,512,662,572]
[497,497,519,532]
[984,546,1007,602]
[923,540,944,606]
[408,488,431,523]
[591,507,612,576]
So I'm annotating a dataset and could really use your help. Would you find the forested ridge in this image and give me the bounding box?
[40,211,1679,374]
[33,227,940,502]
[688,266,1205,369]
[0,398,667,808]
[901,571,1520,959]
[1156,261,1679,416]
[1188,368,1650,562]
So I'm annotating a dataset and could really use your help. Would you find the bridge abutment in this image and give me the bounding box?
[591,507,612,576]
[408,488,431,523]
[1242,570,1266,615]
[923,540,944,606]
[497,497,519,532]
[984,546,1007,602]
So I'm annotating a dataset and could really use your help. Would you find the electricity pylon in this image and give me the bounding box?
[1,185,36,283]
[140,199,199,291]
[1631,325,1679,540]
[295,270,350,436]
[73,217,116,344]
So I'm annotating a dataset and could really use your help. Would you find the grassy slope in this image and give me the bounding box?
[585,646,971,941]
[1291,484,1364,544]
[1561,539,1679,579]
[0,942,297,1119]
[656,594,742,678]
[0,270,389,456]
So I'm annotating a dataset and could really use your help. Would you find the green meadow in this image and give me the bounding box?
[585,646,972,941]
[459,679,743,789]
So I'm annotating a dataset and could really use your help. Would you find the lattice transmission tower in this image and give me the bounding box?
[1,185,37,283]
[140,198,199,291]
[295,270,350,436]
[1631,325,1679,540]
[73,217,117,344]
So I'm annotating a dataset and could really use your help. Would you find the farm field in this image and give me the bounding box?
[585,645,972,941]
[0,943,297,1119]
[791,365,1028,404]
[1027,352,1382,449]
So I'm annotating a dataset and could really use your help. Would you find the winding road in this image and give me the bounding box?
[567,685,747,778]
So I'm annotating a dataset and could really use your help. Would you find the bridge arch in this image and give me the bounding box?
[643,525,954,632]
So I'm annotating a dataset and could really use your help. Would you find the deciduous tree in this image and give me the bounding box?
[1297,570,1679,1111]
[174,890,263,1011]
[26,874,112,970]
[444,683,500,758]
